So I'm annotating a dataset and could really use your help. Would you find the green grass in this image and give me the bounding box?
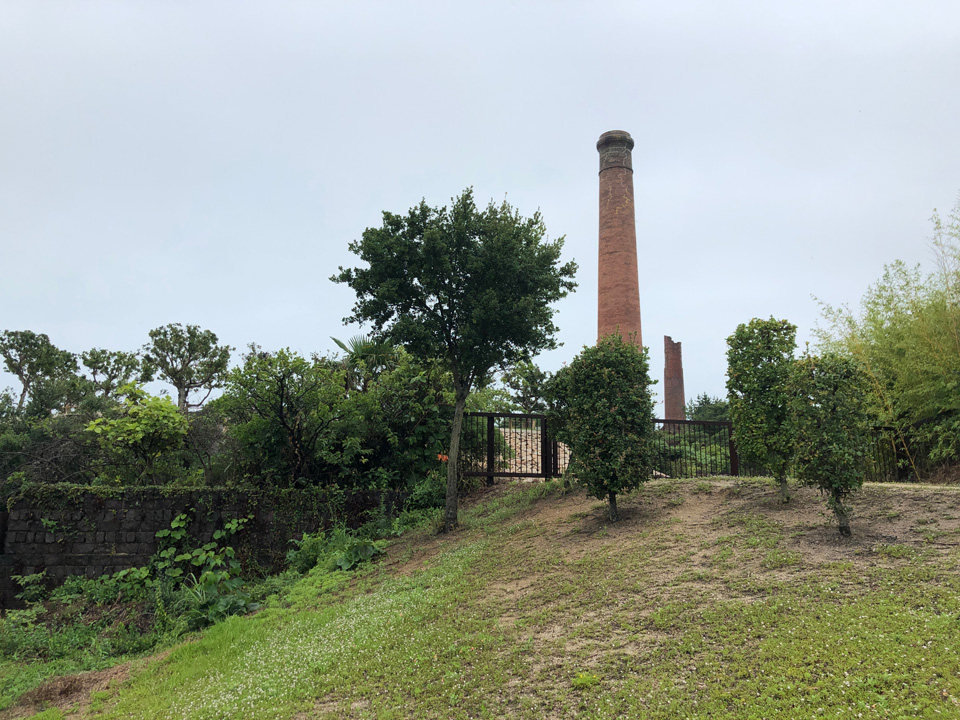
[8,478,960,719]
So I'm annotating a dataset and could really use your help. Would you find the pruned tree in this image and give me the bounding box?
[726,317,797,501]
[143,324,233,413]
[81,348,147,398]
[0,330,77,413]
[547,334,655,521]
[334,188,577,530]
[789,351,871,536]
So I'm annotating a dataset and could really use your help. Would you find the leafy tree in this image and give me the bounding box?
[81,348,146,398]
[817,194,960,474]
[348,349,452,497]
[86,384,188,484]
[334,188,577,530]
[547,334,655,521]
[0,330,77,413]
[216,346,357,488]
[143,324,233,413]
[503,360,551,414]
[0,391,15,421]
[789,352,871,536]
[685,393,729,423]
[465,383,518,413]
[726,317,797,501]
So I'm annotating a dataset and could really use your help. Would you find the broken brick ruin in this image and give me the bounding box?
[597,130,642,346]
[664,335,686,422]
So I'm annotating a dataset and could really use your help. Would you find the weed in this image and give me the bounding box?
[762,549,802,569]
[571,672,600,690]
[11,572,48,604]
[712,547,734,566]
[876,543,917,559]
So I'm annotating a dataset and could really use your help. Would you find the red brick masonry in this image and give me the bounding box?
[664,335,686,421]
[597,130,642,346]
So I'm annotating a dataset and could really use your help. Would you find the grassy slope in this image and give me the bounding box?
[11,477,960,719]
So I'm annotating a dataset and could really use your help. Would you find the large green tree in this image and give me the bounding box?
[547,334,655,521]
[726,317,797,501]
[334,188,577,530]
[143,324,233,413]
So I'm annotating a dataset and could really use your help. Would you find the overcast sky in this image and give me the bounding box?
[2,1,958,413]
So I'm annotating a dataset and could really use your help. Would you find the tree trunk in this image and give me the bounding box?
[608,490,619,522]
[832,489,851,537]
[444,391,468,532]
[177,385,189,414]
[778,472,790,503]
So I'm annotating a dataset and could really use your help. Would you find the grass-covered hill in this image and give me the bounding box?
[6,477,960,719]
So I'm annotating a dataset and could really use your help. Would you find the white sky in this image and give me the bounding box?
[2,1,958,414]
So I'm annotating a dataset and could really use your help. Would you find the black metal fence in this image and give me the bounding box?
[460,412,568,482]
[651,419,739,478]
[867,426,901,482]
[460,413,908,483]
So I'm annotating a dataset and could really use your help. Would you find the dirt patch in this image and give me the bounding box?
[924,465,960,486]
[469,476,960,680]
[0,664,129,720]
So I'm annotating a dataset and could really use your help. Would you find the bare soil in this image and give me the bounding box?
[0,665,129,720]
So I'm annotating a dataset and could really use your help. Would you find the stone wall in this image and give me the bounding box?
[0,485,393,608]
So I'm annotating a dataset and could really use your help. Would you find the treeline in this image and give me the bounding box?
[816,196,960,480]
[0,325,456,512]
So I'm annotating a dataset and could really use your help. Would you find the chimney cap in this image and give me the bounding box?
[597,130,634,152]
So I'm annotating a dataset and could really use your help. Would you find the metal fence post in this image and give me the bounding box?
[540,417,550,478]
[727,422,740,477]
[486,415,495,486]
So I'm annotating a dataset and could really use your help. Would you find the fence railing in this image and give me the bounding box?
[460,413,908,483]
[651,419,739,478]
[459,412,568,483]
[867,426,901,483]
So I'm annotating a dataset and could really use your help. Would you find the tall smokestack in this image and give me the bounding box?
[664,336,686,422]
[597,130,642,346]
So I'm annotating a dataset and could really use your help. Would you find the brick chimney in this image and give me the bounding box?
[597,130,642,346]
[664,335,686,422]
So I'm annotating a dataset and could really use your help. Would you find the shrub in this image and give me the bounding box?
[286,527,384,574]
[789,351,871,536]
[726,317,797,501]
[548,334,655,521]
